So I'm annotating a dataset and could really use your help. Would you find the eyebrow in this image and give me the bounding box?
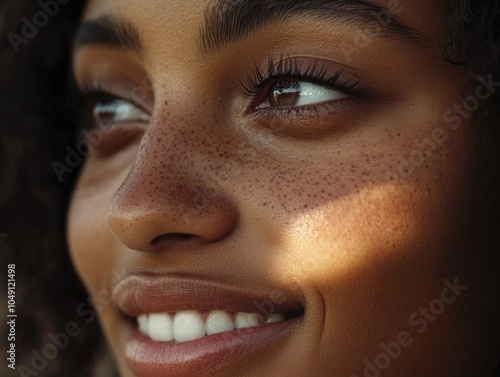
[73,15,142,53]
[72,0,427,56]
[199,0,427,54]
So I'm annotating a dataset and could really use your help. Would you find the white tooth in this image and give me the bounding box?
[235,312,261,329]
[206,310,234,335]
[137,314,149,336]
[265,313,285,323]
[173,310,206,342]
[148,313,174,342]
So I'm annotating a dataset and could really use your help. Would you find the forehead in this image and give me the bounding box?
[81,0,447,49]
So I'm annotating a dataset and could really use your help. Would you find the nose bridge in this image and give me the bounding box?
[105,109,238,251]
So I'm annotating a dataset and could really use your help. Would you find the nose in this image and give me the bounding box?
[105,114,239,252]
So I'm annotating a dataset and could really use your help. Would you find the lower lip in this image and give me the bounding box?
[125,316,301,377]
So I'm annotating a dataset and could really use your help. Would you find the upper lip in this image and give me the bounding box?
[112,274,304,317]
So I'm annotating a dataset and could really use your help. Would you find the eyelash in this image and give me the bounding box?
[69,56,366,131]
[74,79,146,124]
[240,56,364,103]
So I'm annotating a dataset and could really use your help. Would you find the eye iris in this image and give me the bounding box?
[93,106,113,125]
[270,80,301,107]
[94,100,123,122]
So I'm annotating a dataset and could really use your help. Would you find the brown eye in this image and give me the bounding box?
[264,80,347,109]
[269,81,301,107]
[89,94,150,129]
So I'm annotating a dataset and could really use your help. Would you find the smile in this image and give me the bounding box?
[113,274,304,377]
[137,310,287,343]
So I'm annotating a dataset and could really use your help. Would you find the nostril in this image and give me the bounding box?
[151,233,195,245]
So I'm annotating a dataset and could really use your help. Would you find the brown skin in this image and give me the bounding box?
[68,0,500,376]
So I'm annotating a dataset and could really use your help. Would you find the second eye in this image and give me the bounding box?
[90,95,151,129]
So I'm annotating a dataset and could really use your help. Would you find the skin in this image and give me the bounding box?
[67,0,500,376]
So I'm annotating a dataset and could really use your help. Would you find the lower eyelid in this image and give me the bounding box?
[250,100,346,119]
[82,122,147,158]
[242,98,372,141]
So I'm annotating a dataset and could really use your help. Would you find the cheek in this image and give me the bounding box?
[67,161,130,295]
[235,91,477,306]
[239,103,477,373]
[67,176,136,376]
[250,128,473,269]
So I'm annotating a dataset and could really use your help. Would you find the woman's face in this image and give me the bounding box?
[67,0,499,376]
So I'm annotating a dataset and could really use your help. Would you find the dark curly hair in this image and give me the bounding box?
[449,0,500,74]
[0,0,499,376]
[0,0,115,376]
[447,0,500,123]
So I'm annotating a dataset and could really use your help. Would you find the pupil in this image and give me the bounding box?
[93,104,115,125]
[270,81,300,107]
[93,100,125,124]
